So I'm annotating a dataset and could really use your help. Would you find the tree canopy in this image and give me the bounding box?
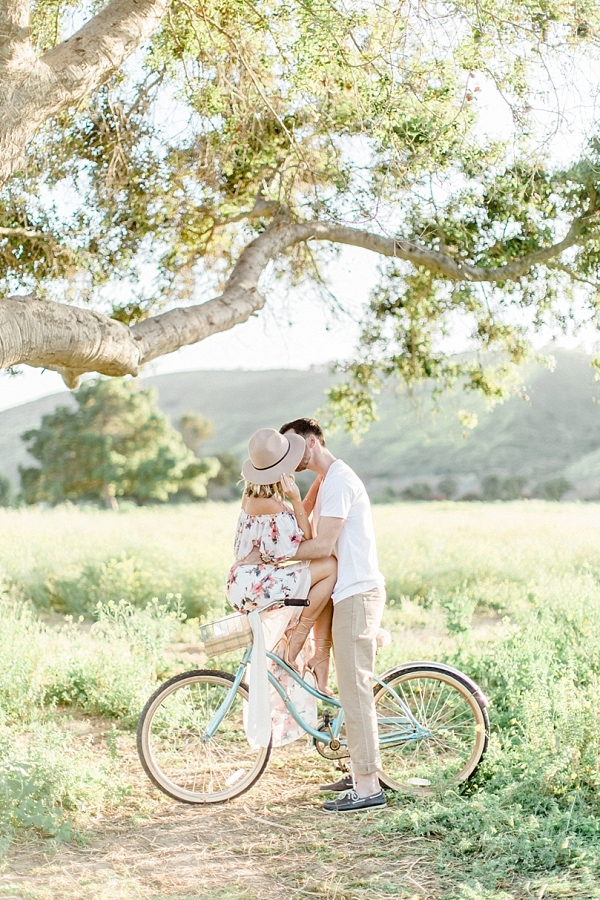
[179,412,213,456]
[2,0,600,424]
[20,378,219,507]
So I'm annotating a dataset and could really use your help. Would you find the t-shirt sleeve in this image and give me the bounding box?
[319,470,353,520]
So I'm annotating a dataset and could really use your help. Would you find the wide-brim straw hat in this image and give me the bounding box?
[241,428,305,485]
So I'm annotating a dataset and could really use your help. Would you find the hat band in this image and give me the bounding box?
[252,442,291,471]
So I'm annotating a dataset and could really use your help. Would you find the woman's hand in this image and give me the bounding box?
[281,473,302,503]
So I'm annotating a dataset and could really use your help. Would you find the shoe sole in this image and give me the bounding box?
[322,800,387,813]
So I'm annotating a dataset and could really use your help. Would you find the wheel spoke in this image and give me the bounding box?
[376,670,487,794]
[138,672,270,804]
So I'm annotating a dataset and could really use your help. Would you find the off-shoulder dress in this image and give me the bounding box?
[225,509,311,611]
[225,509,315,747]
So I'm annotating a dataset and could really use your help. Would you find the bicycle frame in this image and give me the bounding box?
[204,644,432,747]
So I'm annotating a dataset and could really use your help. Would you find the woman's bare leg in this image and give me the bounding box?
[285,557,336,665]
[311,600,333,647]
[306,600,334,693]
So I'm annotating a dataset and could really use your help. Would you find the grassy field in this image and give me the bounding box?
[2,502,600,898]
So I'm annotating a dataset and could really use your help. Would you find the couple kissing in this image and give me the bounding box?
[225,417,387,813]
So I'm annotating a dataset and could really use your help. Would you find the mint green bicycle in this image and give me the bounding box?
[137,598,490,804]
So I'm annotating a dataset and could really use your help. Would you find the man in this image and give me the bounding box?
[279,417,387,813]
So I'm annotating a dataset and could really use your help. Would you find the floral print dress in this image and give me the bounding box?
[226,510,311,611]
[226,509,316,746]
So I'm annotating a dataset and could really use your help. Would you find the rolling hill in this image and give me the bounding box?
[2,350,600,497]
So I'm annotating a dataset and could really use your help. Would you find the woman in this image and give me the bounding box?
[226,427,335,695]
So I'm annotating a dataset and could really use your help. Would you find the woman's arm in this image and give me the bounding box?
[280,474,312,540]
[302,474,323,516]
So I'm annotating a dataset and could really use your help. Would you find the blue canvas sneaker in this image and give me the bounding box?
[319,774,384,792]
[319,774,353,792]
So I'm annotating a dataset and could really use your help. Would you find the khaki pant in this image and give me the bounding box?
[332,586,386,776]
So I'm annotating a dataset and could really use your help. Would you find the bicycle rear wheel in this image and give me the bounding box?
[375,664,489,794]
[137,669,271,804]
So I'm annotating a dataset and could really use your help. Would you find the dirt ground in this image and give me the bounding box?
[0,718,441,900]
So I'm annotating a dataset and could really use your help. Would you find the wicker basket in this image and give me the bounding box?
[200,612,253,656]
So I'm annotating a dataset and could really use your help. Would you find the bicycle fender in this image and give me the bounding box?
[378,661,489,708]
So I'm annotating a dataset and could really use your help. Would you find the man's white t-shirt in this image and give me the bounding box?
[313,459,385,604]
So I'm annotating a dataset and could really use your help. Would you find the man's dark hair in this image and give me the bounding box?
[279,417,326,446]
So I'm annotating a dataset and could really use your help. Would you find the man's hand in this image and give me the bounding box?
[240,546,262,565]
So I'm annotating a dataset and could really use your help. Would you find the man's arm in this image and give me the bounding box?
[293,516,344,560]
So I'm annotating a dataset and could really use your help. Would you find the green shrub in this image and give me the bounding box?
[481,475,527,501]
[0,725,125,849]
[39,551,222,619]
[401,481,434,501]
[0,588,181,850]
[0,588,183,725]
[438,584,476,635]
[532,477,574,500]
[0,506,228,620]
[371,571,600,893]
[437,478,457,499]
[0,474,13,508]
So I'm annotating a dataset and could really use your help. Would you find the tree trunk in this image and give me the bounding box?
[102,483,118,511]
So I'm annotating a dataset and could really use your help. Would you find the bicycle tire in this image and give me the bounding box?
[137,669,272,804]
[374,663,489,794]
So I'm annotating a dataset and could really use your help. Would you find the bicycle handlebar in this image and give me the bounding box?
[251,597,310,614]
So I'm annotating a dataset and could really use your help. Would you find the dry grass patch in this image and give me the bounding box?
[0,732,440,900]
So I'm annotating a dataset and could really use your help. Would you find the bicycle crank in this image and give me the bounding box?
[313,716,350,761]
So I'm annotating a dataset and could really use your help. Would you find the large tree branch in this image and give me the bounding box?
[133,216,586,363]
[0,0,170,189]
[132,216,301,363]
[305,218,584,283]
[0,293,141,387]
[0,216,296,383]
[42,0,170,105]
[0,213,591,385]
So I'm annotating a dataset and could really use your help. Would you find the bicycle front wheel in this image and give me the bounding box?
[137,669,271,804]
[375,664,489,794]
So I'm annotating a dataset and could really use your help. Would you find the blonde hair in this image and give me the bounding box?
[244,480,285,501]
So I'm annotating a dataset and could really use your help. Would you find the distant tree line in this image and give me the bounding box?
[0,378,587,507]
[379,475,575,504]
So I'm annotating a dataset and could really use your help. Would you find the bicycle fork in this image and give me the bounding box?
[202,652,250,740]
